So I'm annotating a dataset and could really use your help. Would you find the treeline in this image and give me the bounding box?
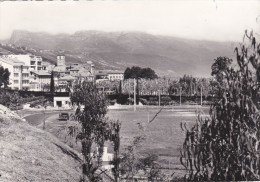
[107,94,215,105]
[97,76,217,96]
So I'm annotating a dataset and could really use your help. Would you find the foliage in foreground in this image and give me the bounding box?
[181,31,260,181]
[0,66,10,89]
[69,80,121,182]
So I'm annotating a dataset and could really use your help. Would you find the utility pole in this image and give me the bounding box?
[158,90,161,107]
[201,85,203,106]
[128,80,130,105]
[180,87,182,106]
[134,78,136,111]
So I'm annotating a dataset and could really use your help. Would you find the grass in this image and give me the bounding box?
[107,107,209,173]
[0,105,82,182]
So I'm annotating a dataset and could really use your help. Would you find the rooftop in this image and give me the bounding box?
[59,75,76,81]
[53,66,67,72]
[31,70,51,76]
[96,70,124,75]
[0,56,28,67]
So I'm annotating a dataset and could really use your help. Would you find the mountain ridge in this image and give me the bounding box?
[6,30,237,77]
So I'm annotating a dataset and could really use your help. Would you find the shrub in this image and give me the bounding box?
[180,31,260,181]
[139,98,149,105]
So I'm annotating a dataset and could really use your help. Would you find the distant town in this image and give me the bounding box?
[0,43,124,92]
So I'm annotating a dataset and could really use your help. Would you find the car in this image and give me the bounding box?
[59,112,69,120]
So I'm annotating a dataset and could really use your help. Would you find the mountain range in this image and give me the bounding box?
[4,30,237,77]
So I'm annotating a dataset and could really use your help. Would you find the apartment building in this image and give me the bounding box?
[6,54,43,71]
[0,56,30,90]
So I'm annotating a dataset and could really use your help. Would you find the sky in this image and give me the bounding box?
[0,0,259,42]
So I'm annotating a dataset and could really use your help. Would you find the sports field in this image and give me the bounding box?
[107,106,209,174]
[25,105,210,177]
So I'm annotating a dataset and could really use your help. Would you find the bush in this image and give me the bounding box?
[116,94,128,105]
[139,98,148,105]
[181,31,260,181]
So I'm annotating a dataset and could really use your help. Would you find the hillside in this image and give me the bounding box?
[6,30,236,77]
[0,105,82,182]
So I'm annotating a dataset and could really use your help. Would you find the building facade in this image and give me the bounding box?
[107,70,124,81]
[53,96,71,108]
[29,70,51,91]
[6,54,43,71]
[0,56,30,90]
[95,70,124,81]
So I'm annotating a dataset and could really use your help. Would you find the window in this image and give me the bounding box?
[22,80,29,84]
[14,67,19,72]
[22,73,29,77]
[14,80,19,84]
[14,73,19,77]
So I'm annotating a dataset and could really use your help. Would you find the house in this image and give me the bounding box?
[58,75,76,86]
[68,63,95,82]
[29,70,51,91]
[95,70,124,81]
[107,70,124,81]
[53,96,71,108]
[0,56,30,90]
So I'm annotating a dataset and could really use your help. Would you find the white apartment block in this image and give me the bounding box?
[0,56,30,90]
[6,54,43,71]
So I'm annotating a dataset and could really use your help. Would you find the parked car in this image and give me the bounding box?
[59,112,69,120]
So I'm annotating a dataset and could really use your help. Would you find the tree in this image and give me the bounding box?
[118,80,122,94]
[124,66,158,80]
[211,57,232,83]
[141,68,158,79]
[69,80,121,181]
[124,66,158,104]
[124,67,132,80]
[50,71,55,93]
[0,90,11,107]
[0,66,10,89]
[181,31,260,181]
